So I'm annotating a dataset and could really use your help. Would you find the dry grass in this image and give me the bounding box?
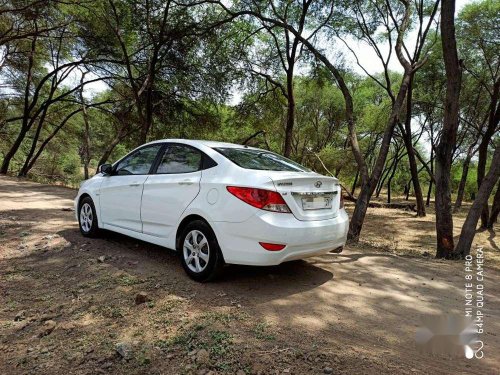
[343,198,499,269]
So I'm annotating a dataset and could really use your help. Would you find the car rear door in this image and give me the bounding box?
[141,144,203,238]
[99,144,163,232]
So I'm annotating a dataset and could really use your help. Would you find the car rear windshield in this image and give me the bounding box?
[214,147,311,172]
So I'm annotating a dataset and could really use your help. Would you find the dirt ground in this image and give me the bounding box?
[0,175,499,375]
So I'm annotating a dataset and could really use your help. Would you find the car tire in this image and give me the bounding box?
[78,197,99,237]
[179,220,224,282]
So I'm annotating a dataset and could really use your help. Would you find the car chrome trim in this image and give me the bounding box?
[290,191,337,196]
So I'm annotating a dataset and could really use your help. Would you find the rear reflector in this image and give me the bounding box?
[226,186,291,213]
[259,242,286,251]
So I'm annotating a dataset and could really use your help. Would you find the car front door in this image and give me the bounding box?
[141,144,203,238]
[99,144,163,232]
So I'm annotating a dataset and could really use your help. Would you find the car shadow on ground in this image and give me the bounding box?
[53,226,334,301]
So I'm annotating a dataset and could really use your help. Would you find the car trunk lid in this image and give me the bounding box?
[267,172,340,221]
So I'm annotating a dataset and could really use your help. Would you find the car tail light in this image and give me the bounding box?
[340,193,344,209]
[226,186,291,213]
[259,242,286,251]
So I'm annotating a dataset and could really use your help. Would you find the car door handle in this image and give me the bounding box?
[129,183,141,187]
[178,180,194,186]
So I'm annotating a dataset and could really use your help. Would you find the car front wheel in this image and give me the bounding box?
[78,197,99,237]
[179,220,224,282]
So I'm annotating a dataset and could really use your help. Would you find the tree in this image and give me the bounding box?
[325,0,436,240]
[0,1,116,174]
[78,70,91,179]
[212,0,438,241]
[0,1,69,48]
[92,0,234,145]
[336,0,438,218]
[240,1,316,157]
[458,0,500,228]
[434,0,462,258]
[455,145,500,256]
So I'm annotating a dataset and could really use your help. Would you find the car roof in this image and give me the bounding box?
[145,139,260,150]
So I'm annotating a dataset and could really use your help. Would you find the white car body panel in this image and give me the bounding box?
[75,139,349,266]
[99,174,147,232]
[212,209,349,265]
[141,171,202,238]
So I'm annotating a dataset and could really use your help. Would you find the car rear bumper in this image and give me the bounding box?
[211,209,349,266]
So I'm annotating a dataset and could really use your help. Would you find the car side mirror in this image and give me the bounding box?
[98,163,113,175]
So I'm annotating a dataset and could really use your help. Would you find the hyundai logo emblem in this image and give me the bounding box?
[315,181,322,188]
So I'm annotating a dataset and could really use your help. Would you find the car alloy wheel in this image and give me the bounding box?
[183,229,210,273]
[80,202,93,233]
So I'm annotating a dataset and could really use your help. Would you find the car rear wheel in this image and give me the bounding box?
[79,197,99,237]
[179,220,223,282]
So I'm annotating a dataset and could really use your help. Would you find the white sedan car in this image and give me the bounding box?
[75,139,349,281]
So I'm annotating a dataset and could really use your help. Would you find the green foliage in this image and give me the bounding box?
[0,0,496,206]
[252,322,276,341]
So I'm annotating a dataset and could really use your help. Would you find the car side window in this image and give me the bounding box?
[114,145,162,175]
[156,144,202,174]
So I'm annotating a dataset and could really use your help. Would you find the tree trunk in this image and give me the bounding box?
[139,117,149,145]
[140,57,158,146]
[488,182,500,228]
[351,170,359,196]
[298,38,368,186]
[98,140,120,167]
[83,114,91,179]
[0,33,37,174]
[348,181,373,241]
[79,72,91,179]
[347,0,417,241]
[22,109,83,175]
[348,73,412,241]
[283,71,295,158]
[476,80,499,228]
[477,140,492,227]
[97,129,129,168]
[18,112,49,177]
[455,147,500,256]
[387,154,404,204]
[376,161,392,197]
[454,148,474,211]
[435,0,462,258]
[402,77,426,216]
[426,180,433,206]
[1,127,28,174]
[426,147,434,206]
[404,183,410,200]
[19,80,57,177]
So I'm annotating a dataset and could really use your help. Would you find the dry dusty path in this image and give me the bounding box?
[0,176,499,374]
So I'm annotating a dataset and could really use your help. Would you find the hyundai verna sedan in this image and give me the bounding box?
[75,139,349,281]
